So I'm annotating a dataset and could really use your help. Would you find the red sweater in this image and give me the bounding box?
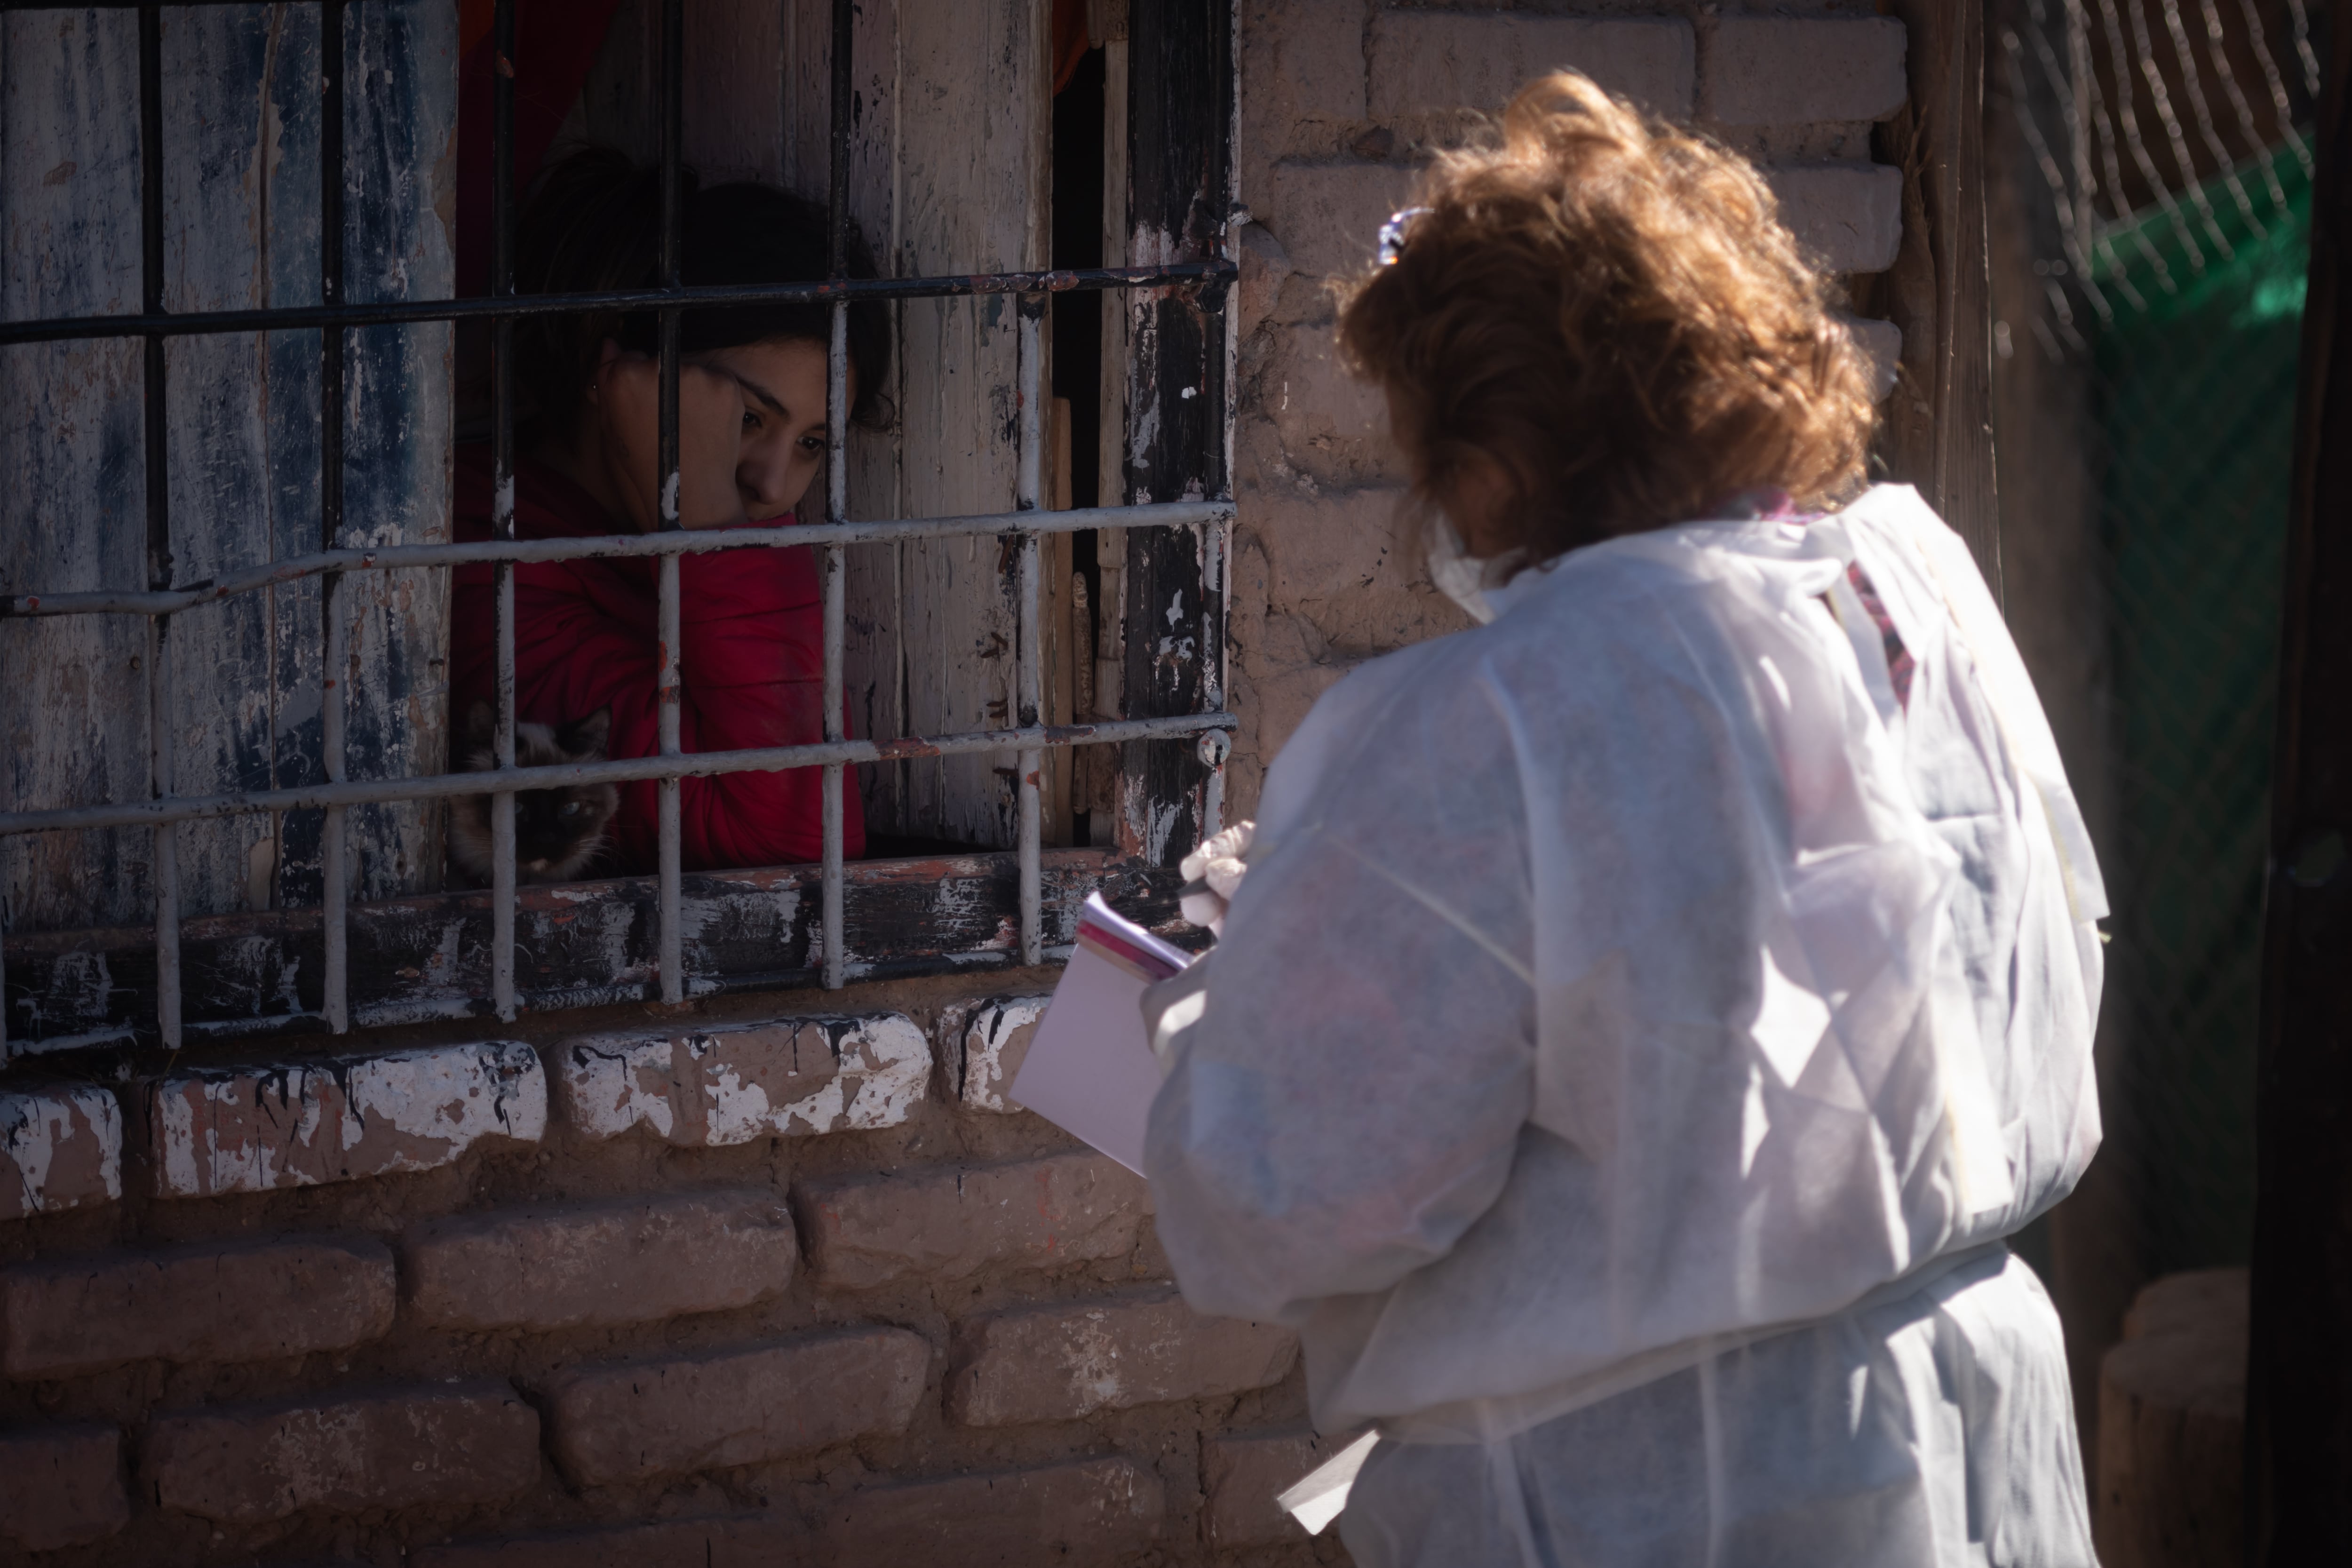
[450,447,862,875]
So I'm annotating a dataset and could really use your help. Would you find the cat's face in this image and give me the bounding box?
[510,724,621,875]
[453,704,620,883]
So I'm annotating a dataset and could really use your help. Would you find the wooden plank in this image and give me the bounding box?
[881,0,1049,848]
[0,7,457,938]
[1,8,151,932]
[1,847,1187,1051]
[2248,6,2352,1556]
[1875,0,2002,590]
[1117,0,1231,867]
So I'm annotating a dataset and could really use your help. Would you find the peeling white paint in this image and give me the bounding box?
[958,995,1049,1112]
[556,1013,930,1146]
[0,1083,123,1219]
[150,1040,546,1199]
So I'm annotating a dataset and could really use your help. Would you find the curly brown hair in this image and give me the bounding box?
[1338,72,1876,569]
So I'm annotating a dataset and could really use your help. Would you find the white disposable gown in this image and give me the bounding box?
[1143,486,2106,1567]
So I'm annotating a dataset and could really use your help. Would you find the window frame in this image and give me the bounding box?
[0,0,1237,1052]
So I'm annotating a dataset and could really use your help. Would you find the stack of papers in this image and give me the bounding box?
[1009,893,1192,1175]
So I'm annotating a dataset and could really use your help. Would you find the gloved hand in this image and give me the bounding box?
[1178,820,1255,937]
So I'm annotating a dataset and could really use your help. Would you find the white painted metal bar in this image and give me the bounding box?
[492,561,517,1022]
[323,595,351,1030]
[0,713,1239,836]
[0,504,1235,619]
[149,615,182,1050]
[820,0,853,992]
[0,262,1240,350]
[1016,296,1045,967]
[822,302,848,990]
[489,0,519,1024]
[652,0,686,1007]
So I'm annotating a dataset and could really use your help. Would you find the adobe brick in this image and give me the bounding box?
[1,1235,394,1379]
[0,1423,127,1551]
[1706,18,1908,127]
[557,1014,929,1145]
[413,1511,807,1568]
[143,1383,540,1523]
[1263,324,1399,489]
[149,1040,546,1200]
[543,1327,929,1485]
[951,995,1049,1112]
[1257,161,1417,280]
[1767,162,1904,274]
[1203,1424,1367,1550]
[796,1151,1148,1290]
[402,1187,796,1331]
[1367,13,1696,124]
[946,1285,1297,1427]
[821,1457,1165,1568]
[0,1082,121,1220]
[1240,4,1367,164]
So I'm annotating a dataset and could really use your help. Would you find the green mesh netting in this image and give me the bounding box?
[2093,147,2310,1273]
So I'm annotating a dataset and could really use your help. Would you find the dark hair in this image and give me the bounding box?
[513,145,892,446]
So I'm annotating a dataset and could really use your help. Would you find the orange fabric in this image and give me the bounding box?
[1053,0,1093,94]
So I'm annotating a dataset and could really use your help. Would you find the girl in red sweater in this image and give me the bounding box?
[450,149,888,876]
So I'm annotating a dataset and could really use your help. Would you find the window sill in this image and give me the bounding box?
[2,849,1190,1058]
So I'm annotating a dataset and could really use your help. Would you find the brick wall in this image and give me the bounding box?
[1227,0,1910,816]
[0,7,1912,1563]
[0,973,1335,1566]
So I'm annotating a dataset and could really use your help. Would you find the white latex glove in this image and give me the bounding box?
[1179,820,1255,937]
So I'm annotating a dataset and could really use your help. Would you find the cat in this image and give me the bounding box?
[448,701,621,885]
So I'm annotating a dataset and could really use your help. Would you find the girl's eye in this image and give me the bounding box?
[742,409,762,432]
[799,434,826,454]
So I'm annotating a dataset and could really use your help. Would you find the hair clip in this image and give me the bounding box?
[1377,207,1431,266]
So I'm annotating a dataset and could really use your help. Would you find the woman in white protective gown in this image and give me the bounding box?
[1143,73,2107,1568]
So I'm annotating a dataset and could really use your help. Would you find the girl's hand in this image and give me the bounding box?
[590,351,757,532]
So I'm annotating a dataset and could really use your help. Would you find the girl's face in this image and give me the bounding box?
[692,336,836,520]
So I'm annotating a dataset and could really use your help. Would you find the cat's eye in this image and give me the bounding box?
[561,802,583,818]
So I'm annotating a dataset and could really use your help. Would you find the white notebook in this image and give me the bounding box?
[1009,893,1195,1175]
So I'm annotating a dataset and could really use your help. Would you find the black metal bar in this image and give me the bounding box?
[657,0,683,531]
[0,263,1240,346]
[830,0,852,275]
[0,0,342,8]
[139,6,167,594]
[136,4,181,1050]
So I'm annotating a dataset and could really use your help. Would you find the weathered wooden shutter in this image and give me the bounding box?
[1,5,457,937]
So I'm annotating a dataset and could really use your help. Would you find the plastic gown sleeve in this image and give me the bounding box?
[1144,667,1538,1323]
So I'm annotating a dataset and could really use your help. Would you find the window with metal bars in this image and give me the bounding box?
[0,0,1235,1053]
